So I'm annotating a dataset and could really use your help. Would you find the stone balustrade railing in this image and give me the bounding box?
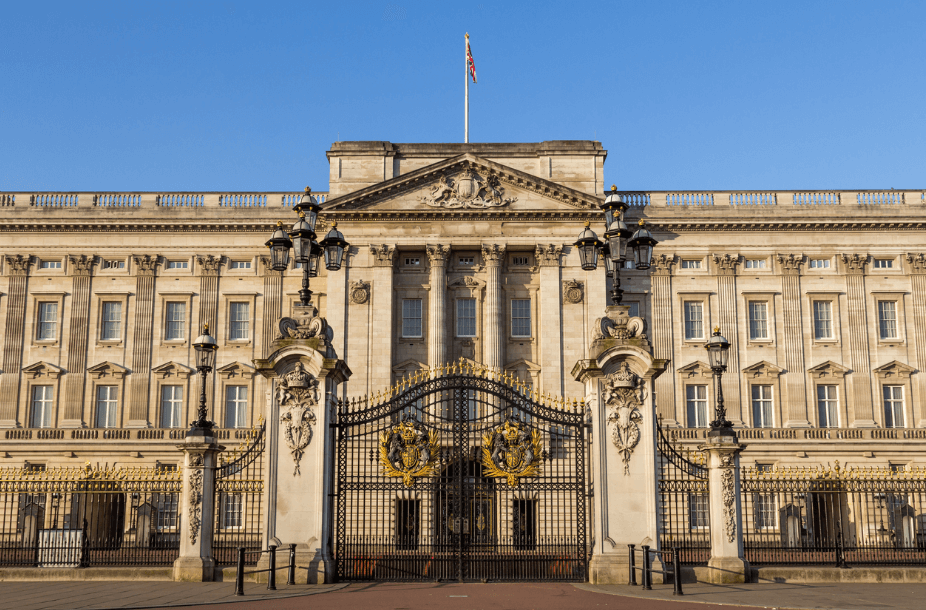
[666,426,926,442]
[0,191,329,209]
[3,427,257,442]
[625,190,924,207]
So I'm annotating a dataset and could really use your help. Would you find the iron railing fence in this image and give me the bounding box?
[656,418,710,565]
[213,418,266,566]
[743,463,926,566]
[0,464,182,567]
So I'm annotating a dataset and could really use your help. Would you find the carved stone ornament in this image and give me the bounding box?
[841,253,868,274]
[188,464,204,545]
[277,362,319,475]
[712,254,741,275]
[276,304,332,345]
[482,416,543,487]
[563,279,584,304]
[905,253,926,274]
[379,413,440,487]
[426,244,451,264]
[481,243,506,265]
[651,253,677,276]
[68,255,96,276]
[370,245,396,267]
[603,362,647,475]
[5,255,32,276]
[418,168,517,209]
[349,280,370,305]
[196,255,223,276]
[535,244,563,267]
[720,454,736,543]
[593,308,647,343]
[132,254,161,276]
[776,253,804,275]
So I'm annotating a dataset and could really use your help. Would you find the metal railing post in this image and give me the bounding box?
[627,544,637,585]
[234,547,245,596]
[641,545,652,590]
[267,545,277,590]
[287,543,296,585]
[672,548,683,596]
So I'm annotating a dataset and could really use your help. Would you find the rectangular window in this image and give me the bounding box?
[752,385,773,428]
[229,261,251,269]
[686,385,709,428]
[160,386,183,428]
[225,386,248,429]
[817,385,838,428]
[883,385,905,428]
[37,302,58,340]
[401,299,422,338]
[229,302,250,340]
[755,494,778,529]
[628,302,640,318]
[101,259,125,269]
[873,258,894,269]
[623,260,636,269]
[166,261,188,269]
[39,260,62,269]
[155,494,179,530]
[683,301,704,340]
[878,301,898,339]
[457,298,476,337]
[395,499,420,550]
[100,302,122,340]
[511,299,531,337]
[221,493,243,529]
[512,256,529,266]
[809,258,830,269]
[813,301,833,340]
[748,301,769,340]
[745,259,766,269]
[689,494,710,529]
[30,386,53,428]
[404,257,420,266]
[95,386,118,428]
[165,302,186,340]
[680,259,701,269]
[458,257,474,266]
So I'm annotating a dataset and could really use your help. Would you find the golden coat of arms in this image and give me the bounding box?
[481,416,543,487]
[379,415,439,488]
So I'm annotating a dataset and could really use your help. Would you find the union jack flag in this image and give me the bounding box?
[467,37,477,83]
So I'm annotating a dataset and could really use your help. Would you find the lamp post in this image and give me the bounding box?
[188,323,218,436]
[573,186,659,304]
[706,326,734,436]
[266,187,350,305]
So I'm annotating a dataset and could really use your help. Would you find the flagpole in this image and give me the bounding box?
[465,33,469,143]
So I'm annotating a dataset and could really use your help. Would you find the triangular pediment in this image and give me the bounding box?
[152,361,193,379]
[873,360,915,379]
[677,361,713,379]
[807,360,850,379]
[217,361,256,379]
[22,361,63,379]
[743,360,784,379]
[323,154,601,214]
[88,361,129,379]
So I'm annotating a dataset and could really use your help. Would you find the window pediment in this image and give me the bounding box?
[22,361,63,380]
[217,361,255,380]
[743,360,784,379]
[677,361,713,380]
[88,361,129,380]
[807,360,850,380]
[873,360,915,380]
[152,361,193,380]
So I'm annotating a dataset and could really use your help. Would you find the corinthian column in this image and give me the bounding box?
[481,244,506,369]
[426,245,451,367]
[62,255,97,427]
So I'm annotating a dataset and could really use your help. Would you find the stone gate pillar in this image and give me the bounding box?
[700,434,748,583]
[254,304,351,584]
[572,305,667,584]
[173,434,224,581]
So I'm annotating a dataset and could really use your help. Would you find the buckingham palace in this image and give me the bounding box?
[1,140,924,583]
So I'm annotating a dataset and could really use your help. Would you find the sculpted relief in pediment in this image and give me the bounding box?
[417,168,517,209]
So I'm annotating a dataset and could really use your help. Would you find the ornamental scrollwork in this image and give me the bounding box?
[720,454,736,544]
[593,309,646,342]
[603,362,647,475]
[188,465,204,545]
[379,414,439,488]
[276,304,332,345]
[563,279,584,304]
[481,415,543,487]
[418,168,517,209]
[277,362,319,476]
[349,279,370,305]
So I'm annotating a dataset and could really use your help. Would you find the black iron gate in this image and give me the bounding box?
[656,418,710,564]
[334,364,588,582]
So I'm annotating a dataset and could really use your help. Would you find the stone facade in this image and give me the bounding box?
[1,141,925,479]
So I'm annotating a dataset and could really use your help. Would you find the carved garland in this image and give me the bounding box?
[721,454,736,543]
[277,362,319,476]
[603,362,646,475]
[187,454,204,545]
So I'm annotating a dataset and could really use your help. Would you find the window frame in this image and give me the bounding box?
[808,257,832,270]
[812,300,834,341]
[744,258,767,270]
[36,301,59,342]
[159,384,185,429]
[510,298,532,338]
[95,385,119,428]
[99,301,123,342]
[883,385,906,429]
[679,259,703,270]
[221,293,258,345]
[688,493,710,530]
[456,297,477,338]
[806,292,842,345]
[29,384,54,429]
[220,492,245,530]
[401,298,423,339]
[158,292,194,345]
[747,300,770,341]
[30,293,65,345]
[685,384,709,428]
[816,384,839,428]
[87,362,128,429]
[877,299,899,341]
[93,292,130,346]
[683,300,705,341]
[224,385,248,429]
[751,384,775,428]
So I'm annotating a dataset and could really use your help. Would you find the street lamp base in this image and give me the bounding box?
[186,423,215,438]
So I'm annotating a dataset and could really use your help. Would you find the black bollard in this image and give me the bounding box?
[672,548,683,596]
[234,547,245,596]
[287,543,296,585]
[627,544,637,585]
[641,545,652,590]
[267,545,277,590]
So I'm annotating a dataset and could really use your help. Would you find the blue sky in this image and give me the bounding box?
[2,1,923,191]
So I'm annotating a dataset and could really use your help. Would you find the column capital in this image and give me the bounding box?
[67,254,96,276]
[4,254,32,276]
[841,253,868,275]
[132,254,162,276]
[776,253,805,276]
[196,254,224,276]
[712,253,741,276]
[906,253,926,274]
[370,244,396,267]
[426,244,451,265]
[651,253,676,276]
[480,243,506,266]
[535,244,563,267]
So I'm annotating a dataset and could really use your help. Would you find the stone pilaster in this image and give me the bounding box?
[0,255,31,427]
[651,254,677,423]
[369,245,394,390]
[61,255,96,427]
[259,256,284,422]
[906,253,926,426]
[537,244,563,395]
[481,244,506,369]
[713,254,743,425]
[127,255,160,427]
[777,254,810,427]
[196,255,222,421]
[842,254,876,427]
[173,435,224,581]
[426,244,450,367]
[700,434,748,584]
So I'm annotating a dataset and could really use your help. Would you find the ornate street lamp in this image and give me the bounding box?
[574,186,659,304]
[705,326,734,435]
[266,187,350,307]
[189,323,218,436]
